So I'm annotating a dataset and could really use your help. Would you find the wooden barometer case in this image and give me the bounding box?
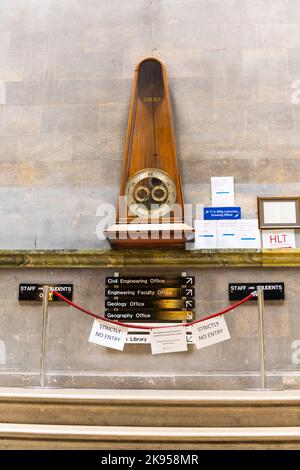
[106,57,193,248]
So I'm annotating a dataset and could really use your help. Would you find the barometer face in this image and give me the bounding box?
[125,168,177,218]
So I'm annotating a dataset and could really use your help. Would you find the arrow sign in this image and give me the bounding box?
[186,333,193,344]
[184,288,194,297]
[185,299,194,308]
[186,277,194,285]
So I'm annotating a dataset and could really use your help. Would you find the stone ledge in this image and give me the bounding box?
[0,249,299,268]
[1,388,300,428]
[0,424,300,449]
[1,387,300,403]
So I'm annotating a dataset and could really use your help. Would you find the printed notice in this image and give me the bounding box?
[217,220,240,248]
[194,220,217,249]
[262,230,296,249]
[211,177,235,207]
[150,327,187,354]
[263,201,297,224]
[239,219,261,249]
[192,316,231,350]
[88,319,128,351]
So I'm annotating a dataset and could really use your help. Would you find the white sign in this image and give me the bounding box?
[217,220,240,248]
[262,229,296,249]
[211,177,235,207]
[263,201,297,224]
[150,327,187,355]
[88,319,128,351]
[239,219,261,249]
[126,333,150,344]
[126,332,194,344]
[192,316,231,350]
[194,220,217,249]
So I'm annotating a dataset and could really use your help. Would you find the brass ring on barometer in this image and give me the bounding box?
[134,185,150,203]
[151,185,168,202]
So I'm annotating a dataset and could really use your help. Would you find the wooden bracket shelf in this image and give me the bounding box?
[0,249,300,269]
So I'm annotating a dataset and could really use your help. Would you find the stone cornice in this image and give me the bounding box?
[0,249,299,268]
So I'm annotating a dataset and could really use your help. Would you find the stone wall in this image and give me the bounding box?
[1,0,300,248]
[0,266,299,390]
[0,1,300,389]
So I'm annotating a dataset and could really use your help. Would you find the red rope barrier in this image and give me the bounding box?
[51,290,255,330]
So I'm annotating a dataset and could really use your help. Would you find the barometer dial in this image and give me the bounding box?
[125,168,177,218]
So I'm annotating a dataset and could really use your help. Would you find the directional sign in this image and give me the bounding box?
[105,310,194,322]
[105,287,195,298]
[105,274,195,327]
[229,283,284,301]
[19,284,73,302]
[105,298,195,310]
[106,276,194,286]
[126,331,194,344]
[185,288,194,297]
[204,207,241,220]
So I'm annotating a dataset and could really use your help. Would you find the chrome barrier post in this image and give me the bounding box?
[257,286,267,389]
[40,285,49,387]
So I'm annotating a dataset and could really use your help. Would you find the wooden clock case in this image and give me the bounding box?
[106,57,193,248]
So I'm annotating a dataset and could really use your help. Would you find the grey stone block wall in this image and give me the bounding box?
[0,0,299,248]
[0,1,300,389]
[0,267,299,390]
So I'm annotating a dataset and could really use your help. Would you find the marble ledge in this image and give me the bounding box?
[0,249,299,269]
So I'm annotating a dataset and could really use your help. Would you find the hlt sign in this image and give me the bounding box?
[262,230,295,249]
[269,234,287,244]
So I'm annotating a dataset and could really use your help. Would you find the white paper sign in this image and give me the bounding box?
[239,219,261,249]
[126,332,194,344]
[217,220,240,248]
[263,201,297,224]
[192,316,231,350]
[211,177,235,207]
[89,319,128,351]
[262,230,296,249]
[150,327,187,355]
[194,220,217,249]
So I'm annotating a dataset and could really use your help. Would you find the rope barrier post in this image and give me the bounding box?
[257,286,267,390]
[40,285,49,387]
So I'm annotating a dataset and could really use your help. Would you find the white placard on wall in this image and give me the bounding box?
[192,316,231,350]
[217,220,240,248]
[89,319,128,351]
[263,201,297,224]
[211,177,235,207]
[239,219,261,249]
[150,327,187,355]
[194,220,218,249]
[262,230,296,249]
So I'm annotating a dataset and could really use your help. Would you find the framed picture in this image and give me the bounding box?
[257,197,300,229]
